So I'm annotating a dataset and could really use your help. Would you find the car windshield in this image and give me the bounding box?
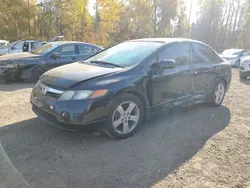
[0,42,14,49]
[31,43,61,55]
[84,41,163,67]
[222,49,244,56]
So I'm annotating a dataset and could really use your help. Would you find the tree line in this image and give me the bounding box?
[0,0,250,52]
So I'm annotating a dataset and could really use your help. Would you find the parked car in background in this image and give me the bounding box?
[0,41,103,84]
[30,38,232,139]
[239,57,250,79]
[219,49,250,67]
[0,40,46,56]
[0,40,9,47]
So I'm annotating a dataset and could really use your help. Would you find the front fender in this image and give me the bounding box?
[21,66,36,80]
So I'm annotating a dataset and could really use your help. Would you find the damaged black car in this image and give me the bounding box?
[31,38,232,139]
[0,41,103,84]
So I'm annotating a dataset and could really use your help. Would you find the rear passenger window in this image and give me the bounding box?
[78,44,100,55]
[192,43,222,64]
[158,43,191,66]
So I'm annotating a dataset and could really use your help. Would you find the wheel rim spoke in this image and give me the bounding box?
[123,121,130,133]
[129,115,139,122]
[116,105,125,115]
[126,103,136,114]
[113,118,123,128]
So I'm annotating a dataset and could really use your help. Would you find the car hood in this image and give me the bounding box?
[0,52,41,62]
[40,62,123,89]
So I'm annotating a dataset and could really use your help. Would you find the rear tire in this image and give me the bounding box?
[208,80,226,107]
[104,93,144,139]
[236,60,240,68]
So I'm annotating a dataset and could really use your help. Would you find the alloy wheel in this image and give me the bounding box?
[112,101,140,135]
[214,83,225,105]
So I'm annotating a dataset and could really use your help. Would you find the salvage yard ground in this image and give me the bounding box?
[0,69,250,188]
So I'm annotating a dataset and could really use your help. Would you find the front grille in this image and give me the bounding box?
[39,82,64,99]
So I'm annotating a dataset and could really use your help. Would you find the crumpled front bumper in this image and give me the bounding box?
[0,64,22,82]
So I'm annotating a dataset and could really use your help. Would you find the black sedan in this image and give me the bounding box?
[31,38,232,139]
[0,41,103,84]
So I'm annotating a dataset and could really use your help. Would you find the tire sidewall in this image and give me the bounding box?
[105,93,144,139]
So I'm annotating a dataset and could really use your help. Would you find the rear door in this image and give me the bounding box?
[47,44,77,69]
[191,42,223,98]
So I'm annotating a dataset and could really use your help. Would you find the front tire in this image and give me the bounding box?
[104,93,144,139]
[208,80,226,107]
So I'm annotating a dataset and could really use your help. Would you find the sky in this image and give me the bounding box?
[88,0,199,23]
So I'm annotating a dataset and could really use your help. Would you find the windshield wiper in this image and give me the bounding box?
[90,61,125,68]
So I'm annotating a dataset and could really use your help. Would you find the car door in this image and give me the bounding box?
[77,44,101,60]
[48,44,78,69]
[151,42,194,110]
[190,42,223,98]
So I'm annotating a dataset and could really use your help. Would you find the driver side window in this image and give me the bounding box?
[158,43,191,66]
[13,41,24,50]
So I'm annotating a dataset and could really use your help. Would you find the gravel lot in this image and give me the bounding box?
[0,69,250,188]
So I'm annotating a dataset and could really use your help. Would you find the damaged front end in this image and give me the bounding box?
[0,61,23,84]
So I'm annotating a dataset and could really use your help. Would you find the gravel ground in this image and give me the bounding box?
[0,69,249,188]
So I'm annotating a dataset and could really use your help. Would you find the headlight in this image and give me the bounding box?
[58,89,108,100]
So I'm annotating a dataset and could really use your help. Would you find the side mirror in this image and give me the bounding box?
[158,59,176,69]
[51,52,61,59]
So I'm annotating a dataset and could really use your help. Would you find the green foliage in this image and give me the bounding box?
[1,0,249,50]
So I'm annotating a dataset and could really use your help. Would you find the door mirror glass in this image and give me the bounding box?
[51,52,61,59]
[159,59,176,69]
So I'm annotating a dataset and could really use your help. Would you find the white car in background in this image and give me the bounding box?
[220,49,250,67]
[0,40,45,56]
[0,40,9,47]
[239,57,250,79]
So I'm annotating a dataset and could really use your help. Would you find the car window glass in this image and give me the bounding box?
[158,43,191,66]
[79,44,100,55]
[31,42,43,50]
[13,41,24,49]
[193,43,222,64]
[84,41,162,67]
[242,51,250,56]
[56,45,76,56]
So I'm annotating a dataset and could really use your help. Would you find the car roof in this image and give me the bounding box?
[129,38,205,44]
[0,40,8,42]
[47,41,103,48]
